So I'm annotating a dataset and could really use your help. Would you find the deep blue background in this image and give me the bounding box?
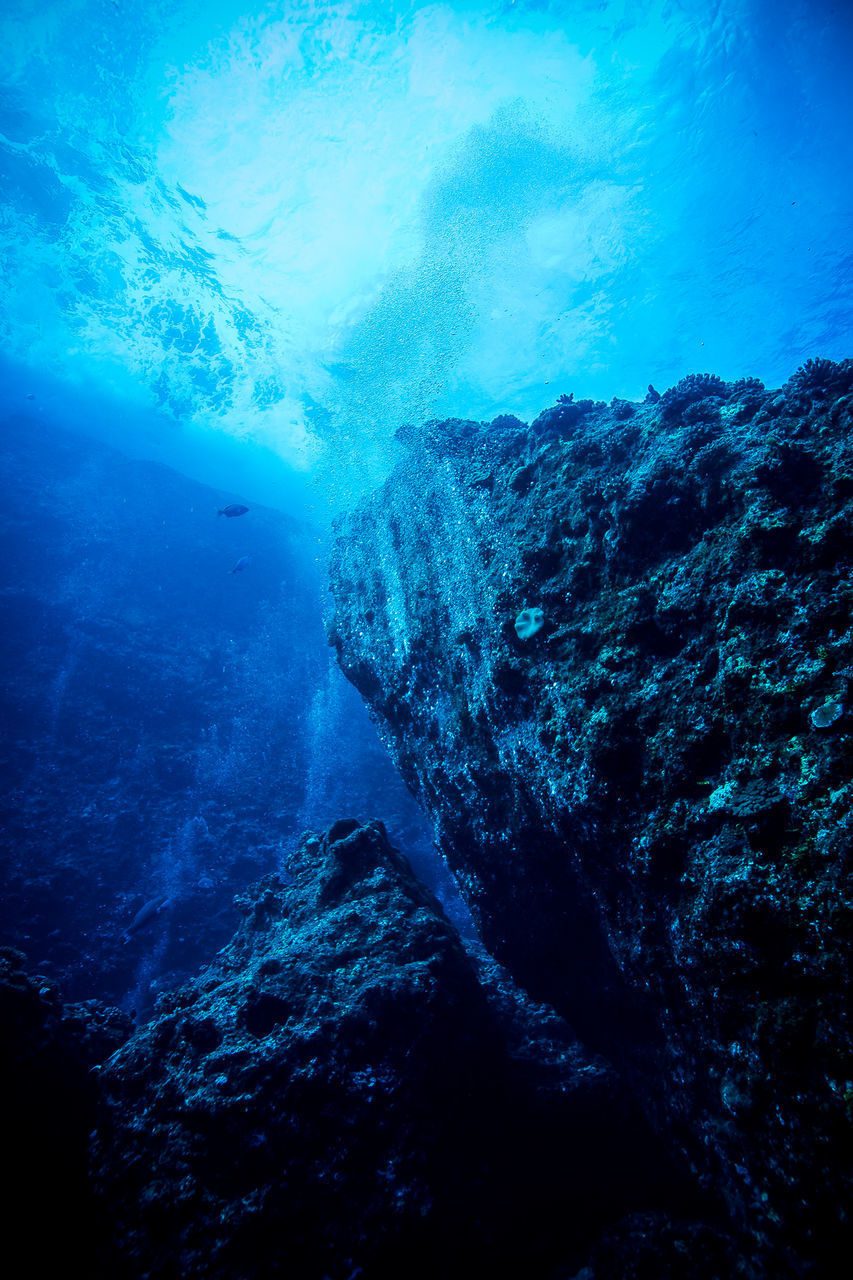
[0,414,464,1012]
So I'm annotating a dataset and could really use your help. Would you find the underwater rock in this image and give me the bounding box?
[329,360,853,1276]
[0,946,131,1272]
[92,819,671,1280]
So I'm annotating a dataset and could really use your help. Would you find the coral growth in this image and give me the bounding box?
[659,372,727,419]
[330,363,853,1277]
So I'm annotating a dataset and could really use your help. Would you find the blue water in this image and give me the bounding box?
[2,0,851,498]
[1,0,851,1006]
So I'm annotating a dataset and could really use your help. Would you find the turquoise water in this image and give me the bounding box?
[2,0,851,507]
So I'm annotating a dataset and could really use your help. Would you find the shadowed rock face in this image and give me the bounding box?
[92,819,675,1280]
[0,946,132,1275]
[328,362,853,1275]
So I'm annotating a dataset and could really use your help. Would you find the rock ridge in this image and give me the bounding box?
[328,361,853,1274]
[92,818,673,1279]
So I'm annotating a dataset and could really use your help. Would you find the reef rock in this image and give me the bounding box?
[92,819,670,1279]
[328,362,853,1275]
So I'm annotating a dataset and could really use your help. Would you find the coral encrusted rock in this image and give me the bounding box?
[92,820,669,1280]
[328,360,853,1276]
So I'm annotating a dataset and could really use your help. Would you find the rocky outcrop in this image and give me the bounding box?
[92,819,678,1280]
[329,361,853,1274]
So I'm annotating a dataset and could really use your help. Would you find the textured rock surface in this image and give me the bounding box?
[329,361,853,1274]
[92,819,675,1280]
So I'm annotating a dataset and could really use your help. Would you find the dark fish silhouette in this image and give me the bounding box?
[122,894,169,944]
[231,555,251,574]
[218,504,249,518]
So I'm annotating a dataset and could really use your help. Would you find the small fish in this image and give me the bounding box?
[218,504,249,518]
[122,894,169,944]
[231,555,251,574]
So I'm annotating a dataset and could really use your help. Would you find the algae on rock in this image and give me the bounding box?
[329,360,853,1277]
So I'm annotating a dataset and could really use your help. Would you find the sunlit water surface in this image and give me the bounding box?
[2,0,851,509]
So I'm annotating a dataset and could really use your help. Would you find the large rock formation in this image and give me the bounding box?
[92,819,676,1279]
[329,360,853,1274]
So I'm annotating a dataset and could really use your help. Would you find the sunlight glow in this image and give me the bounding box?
[1,0,851,490]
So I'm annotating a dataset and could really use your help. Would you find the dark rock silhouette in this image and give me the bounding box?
[91,819,676,1279]
[329,360,853,1275]
[0,946,131,1274]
